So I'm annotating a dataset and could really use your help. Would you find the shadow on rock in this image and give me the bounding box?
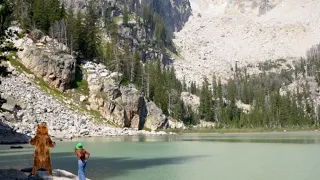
[0,121,30,144]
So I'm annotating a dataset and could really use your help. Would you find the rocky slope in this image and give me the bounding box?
[0,62,168,142]
[173,0,320,84]
[0,168,87,180]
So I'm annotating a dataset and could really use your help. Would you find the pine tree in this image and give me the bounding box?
[13,0,32,30]
[199,77,214,122]
[122,43,131,80]
[217,78,223,107]
[60,2,66,19]
[123,5,129,26]
[73,10,84,57]
[0,0,12,37]
[83,1,99,59]
[178,99,186,122]
[182,76,187,91]
[33,0,49,32]
[133,50,142,87]
[66,6,75,55]
[212,75,217,99]
[48,0,61,25]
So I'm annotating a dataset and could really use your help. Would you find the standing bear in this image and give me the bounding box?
[30,122,56,176]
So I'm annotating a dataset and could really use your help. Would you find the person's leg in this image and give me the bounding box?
[78,160,81,179]
[83,161,87,179]
[78,160,85,180]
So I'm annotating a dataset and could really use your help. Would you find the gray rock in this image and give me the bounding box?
[14,36,76,92]
[16,111,24,119]
[1,103,16,112]
[181,92,200,112]
[144,102,167,131]
[0,169,28,179]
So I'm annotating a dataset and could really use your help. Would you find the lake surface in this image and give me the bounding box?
[1,132,320,180]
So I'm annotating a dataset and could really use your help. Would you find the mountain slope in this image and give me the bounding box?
[173,0,320,84]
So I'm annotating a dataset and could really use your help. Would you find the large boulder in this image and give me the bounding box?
[166,117,186,129]
[36,169,91,180]
[144,101,167,131]
[180,92,200,112]
[13,36,75,92]
[84,61,166,130]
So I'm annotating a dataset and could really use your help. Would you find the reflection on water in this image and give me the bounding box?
[181,137,320,144]
[179,132,320,144]
[68,132,320,144]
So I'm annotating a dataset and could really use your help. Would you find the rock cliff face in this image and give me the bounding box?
[12,34,75,92]
[83,61,167,131]
[64,0,192,32]
[143,0,192,32]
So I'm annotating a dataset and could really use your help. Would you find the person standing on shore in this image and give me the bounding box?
[74,142,90,180]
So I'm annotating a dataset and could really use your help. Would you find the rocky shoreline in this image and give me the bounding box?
[0,64,171,144]
[0,168,87,180]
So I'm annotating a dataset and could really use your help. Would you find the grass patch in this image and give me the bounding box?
[8,52,33,74]
[113,16,122,23]
[71,65,89,96]
[16,32,25,39]
[120,78,130,86]
[43,54,49,59]
[165,47,182,60]
[143,126,152,132]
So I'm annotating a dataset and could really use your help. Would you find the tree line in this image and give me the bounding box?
[189,43,320,128]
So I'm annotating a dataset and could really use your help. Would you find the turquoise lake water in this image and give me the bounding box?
[1,132,320,180]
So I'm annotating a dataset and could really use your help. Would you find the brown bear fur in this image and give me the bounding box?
[30,122,55,176]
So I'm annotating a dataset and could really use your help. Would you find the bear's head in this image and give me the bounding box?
[36,122,48,135]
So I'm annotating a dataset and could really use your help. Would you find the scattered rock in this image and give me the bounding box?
[79,95,86,102]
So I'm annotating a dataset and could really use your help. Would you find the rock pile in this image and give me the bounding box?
[83,61,168,131]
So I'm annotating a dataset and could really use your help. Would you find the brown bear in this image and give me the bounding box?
[30,122,56,176]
